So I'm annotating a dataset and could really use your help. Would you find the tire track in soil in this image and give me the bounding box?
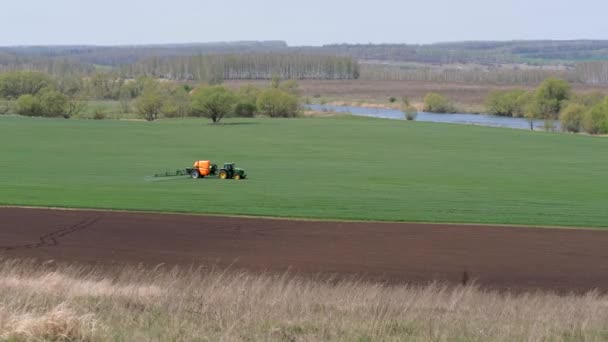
[0,216,101,251]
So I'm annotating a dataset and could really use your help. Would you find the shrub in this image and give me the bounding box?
[161,86,191,118]
[280,80,300,96]
[543,119,557,132]
[401,97,418,121]
[233,85,260,118]
[0,71,55,99]
[38,89,69,118]
[257,88,299,118]
[15,94,42,116]
[0,100,11,115]
[191,85,237,123]
[14,90,78,119]
[389,96,397,103]
[582,100,608,135]
[485,89,526,117]
[404,108,418,121]
[534,78,572,119]
[423,93,455,113]
[234,102,257,117]
[87,72,125,100]
[560,103,587,133]
[570,92,604,107]
[135,79,166,121]
[92,107,107,120]
[118,94,132,114]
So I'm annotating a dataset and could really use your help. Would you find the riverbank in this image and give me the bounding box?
[305,104,560,131]
[227,79,608,114]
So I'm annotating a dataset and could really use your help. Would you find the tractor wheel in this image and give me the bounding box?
[190,170,200,179]
[233,173,241,180]
[219,170,228,180]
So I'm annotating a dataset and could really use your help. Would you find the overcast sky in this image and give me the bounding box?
[1,0,606,46]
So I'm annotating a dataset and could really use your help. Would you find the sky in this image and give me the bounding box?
[1,0,607,46]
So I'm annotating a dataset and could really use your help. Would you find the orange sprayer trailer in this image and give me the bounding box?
[188,160,218,179]
[153,160,217,178]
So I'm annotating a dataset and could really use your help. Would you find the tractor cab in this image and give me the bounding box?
[223,163,235,172]
[219,162,247,180]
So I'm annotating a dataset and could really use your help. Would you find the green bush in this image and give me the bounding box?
[534,78,571,119]
[485,89,526,117]
[0,100,11,115]
[543,119,557,132]
[161,86,191,118]
[191,85,237,123]
[14,89,77,119]
[0,71,55,99]
[570,92,604,107]
[38,89,69,118]
[87,72,125,100]
[234,102,257,117]
[15,94,42,116]
[583,101,608,135]
[135,79,167,121]
[233,85,260,117]
[93,107,107,120]
[423,93,455,113]
[119,97,132,114]
[279,80,300,96]
[560,103,587,133]
[257,88,299,118]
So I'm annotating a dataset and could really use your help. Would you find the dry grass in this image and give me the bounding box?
[0,304,99,341]
[0,259,607,341]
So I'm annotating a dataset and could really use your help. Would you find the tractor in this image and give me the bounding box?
[218,163,247,180]
[154,160,247,180]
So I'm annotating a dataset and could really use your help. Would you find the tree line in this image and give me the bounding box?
[319,41,608,64]
[4,40,608,67]
[573,61,608,84]
[0,70,300,122]
[134,77,300,123]
[359,61,608,85]
[121,54,360,81]
[0,49,359,82]
[485,78,608,134]
[5,41,608,85]
[0,41,288,67]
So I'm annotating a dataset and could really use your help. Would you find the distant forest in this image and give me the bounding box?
[2,40,608,84]
[320,40,608,64]
[122,54,359,81]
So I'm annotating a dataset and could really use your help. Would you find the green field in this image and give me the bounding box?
[1,115,607,227]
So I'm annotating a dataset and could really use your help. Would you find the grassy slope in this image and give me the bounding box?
[1,115,607,227]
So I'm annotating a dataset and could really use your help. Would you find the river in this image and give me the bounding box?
[306,104,559,131]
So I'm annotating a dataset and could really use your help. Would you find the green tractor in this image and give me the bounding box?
[218,163,247,180]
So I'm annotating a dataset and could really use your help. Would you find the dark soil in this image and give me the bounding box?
[1,207,607,293]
